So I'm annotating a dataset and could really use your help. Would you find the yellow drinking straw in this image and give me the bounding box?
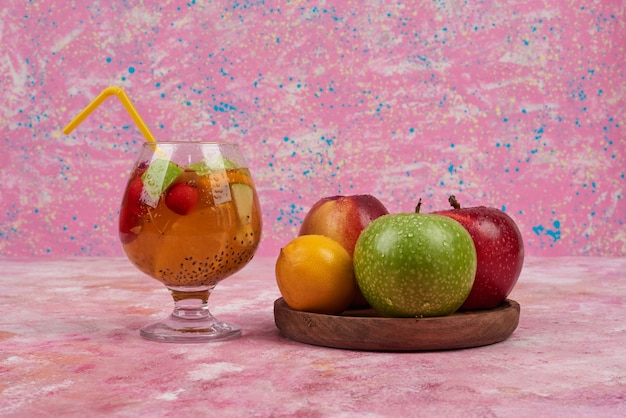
[63,86,156,143]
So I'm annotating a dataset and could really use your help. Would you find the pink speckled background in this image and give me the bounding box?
[1,1,624,257]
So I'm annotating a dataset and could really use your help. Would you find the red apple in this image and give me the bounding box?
[299,195,389,256]
[435,196,524,310]
[299,194,389,307]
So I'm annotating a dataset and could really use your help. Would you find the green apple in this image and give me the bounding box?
[353,207,477,317]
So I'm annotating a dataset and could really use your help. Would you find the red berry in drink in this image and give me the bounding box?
[165,182,199,215]
[126,177,146,215]
[119,206,140,244]
[119,177,147,244]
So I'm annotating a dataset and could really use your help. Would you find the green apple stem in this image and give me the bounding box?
[448,195,461,210]
[415,198,422,214]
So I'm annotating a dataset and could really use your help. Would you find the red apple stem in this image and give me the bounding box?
[448,195,461,210]
[415,198,422,214]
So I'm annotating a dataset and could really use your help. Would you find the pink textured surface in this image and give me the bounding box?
[1,1,624,258]
[1,256,625,417]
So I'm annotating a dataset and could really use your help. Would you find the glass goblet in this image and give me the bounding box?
[119,142,262,343]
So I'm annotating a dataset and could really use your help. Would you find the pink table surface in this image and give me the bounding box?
[1,256,625,417]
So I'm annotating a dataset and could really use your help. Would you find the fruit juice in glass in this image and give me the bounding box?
[119,145,262,293]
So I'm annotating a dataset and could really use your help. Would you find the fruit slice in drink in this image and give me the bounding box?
[142,159,183,206]
[217,169,259,248]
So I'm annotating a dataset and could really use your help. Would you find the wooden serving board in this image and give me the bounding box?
[274,298,520,352]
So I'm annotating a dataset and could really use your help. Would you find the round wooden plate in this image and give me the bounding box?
[274,298,520,352]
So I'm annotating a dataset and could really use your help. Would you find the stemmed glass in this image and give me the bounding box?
[119,142,262,343]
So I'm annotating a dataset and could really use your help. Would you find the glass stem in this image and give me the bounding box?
[169,287,214,320]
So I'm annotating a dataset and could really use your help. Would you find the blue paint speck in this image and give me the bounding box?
[534,221,561,242]
[532,225,544,235]
[546,229,561,241]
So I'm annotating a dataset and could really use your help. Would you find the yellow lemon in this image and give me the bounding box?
[275,235,356,314]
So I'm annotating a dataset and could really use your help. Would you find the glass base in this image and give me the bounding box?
[140,315,241,343]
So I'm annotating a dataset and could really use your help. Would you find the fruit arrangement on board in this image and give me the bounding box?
[275,194,524,318]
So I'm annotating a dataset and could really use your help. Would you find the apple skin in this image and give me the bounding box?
[299,195,389,256]
[298,194,389,307]
[353,213,477,317]
[435,204,524,310]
